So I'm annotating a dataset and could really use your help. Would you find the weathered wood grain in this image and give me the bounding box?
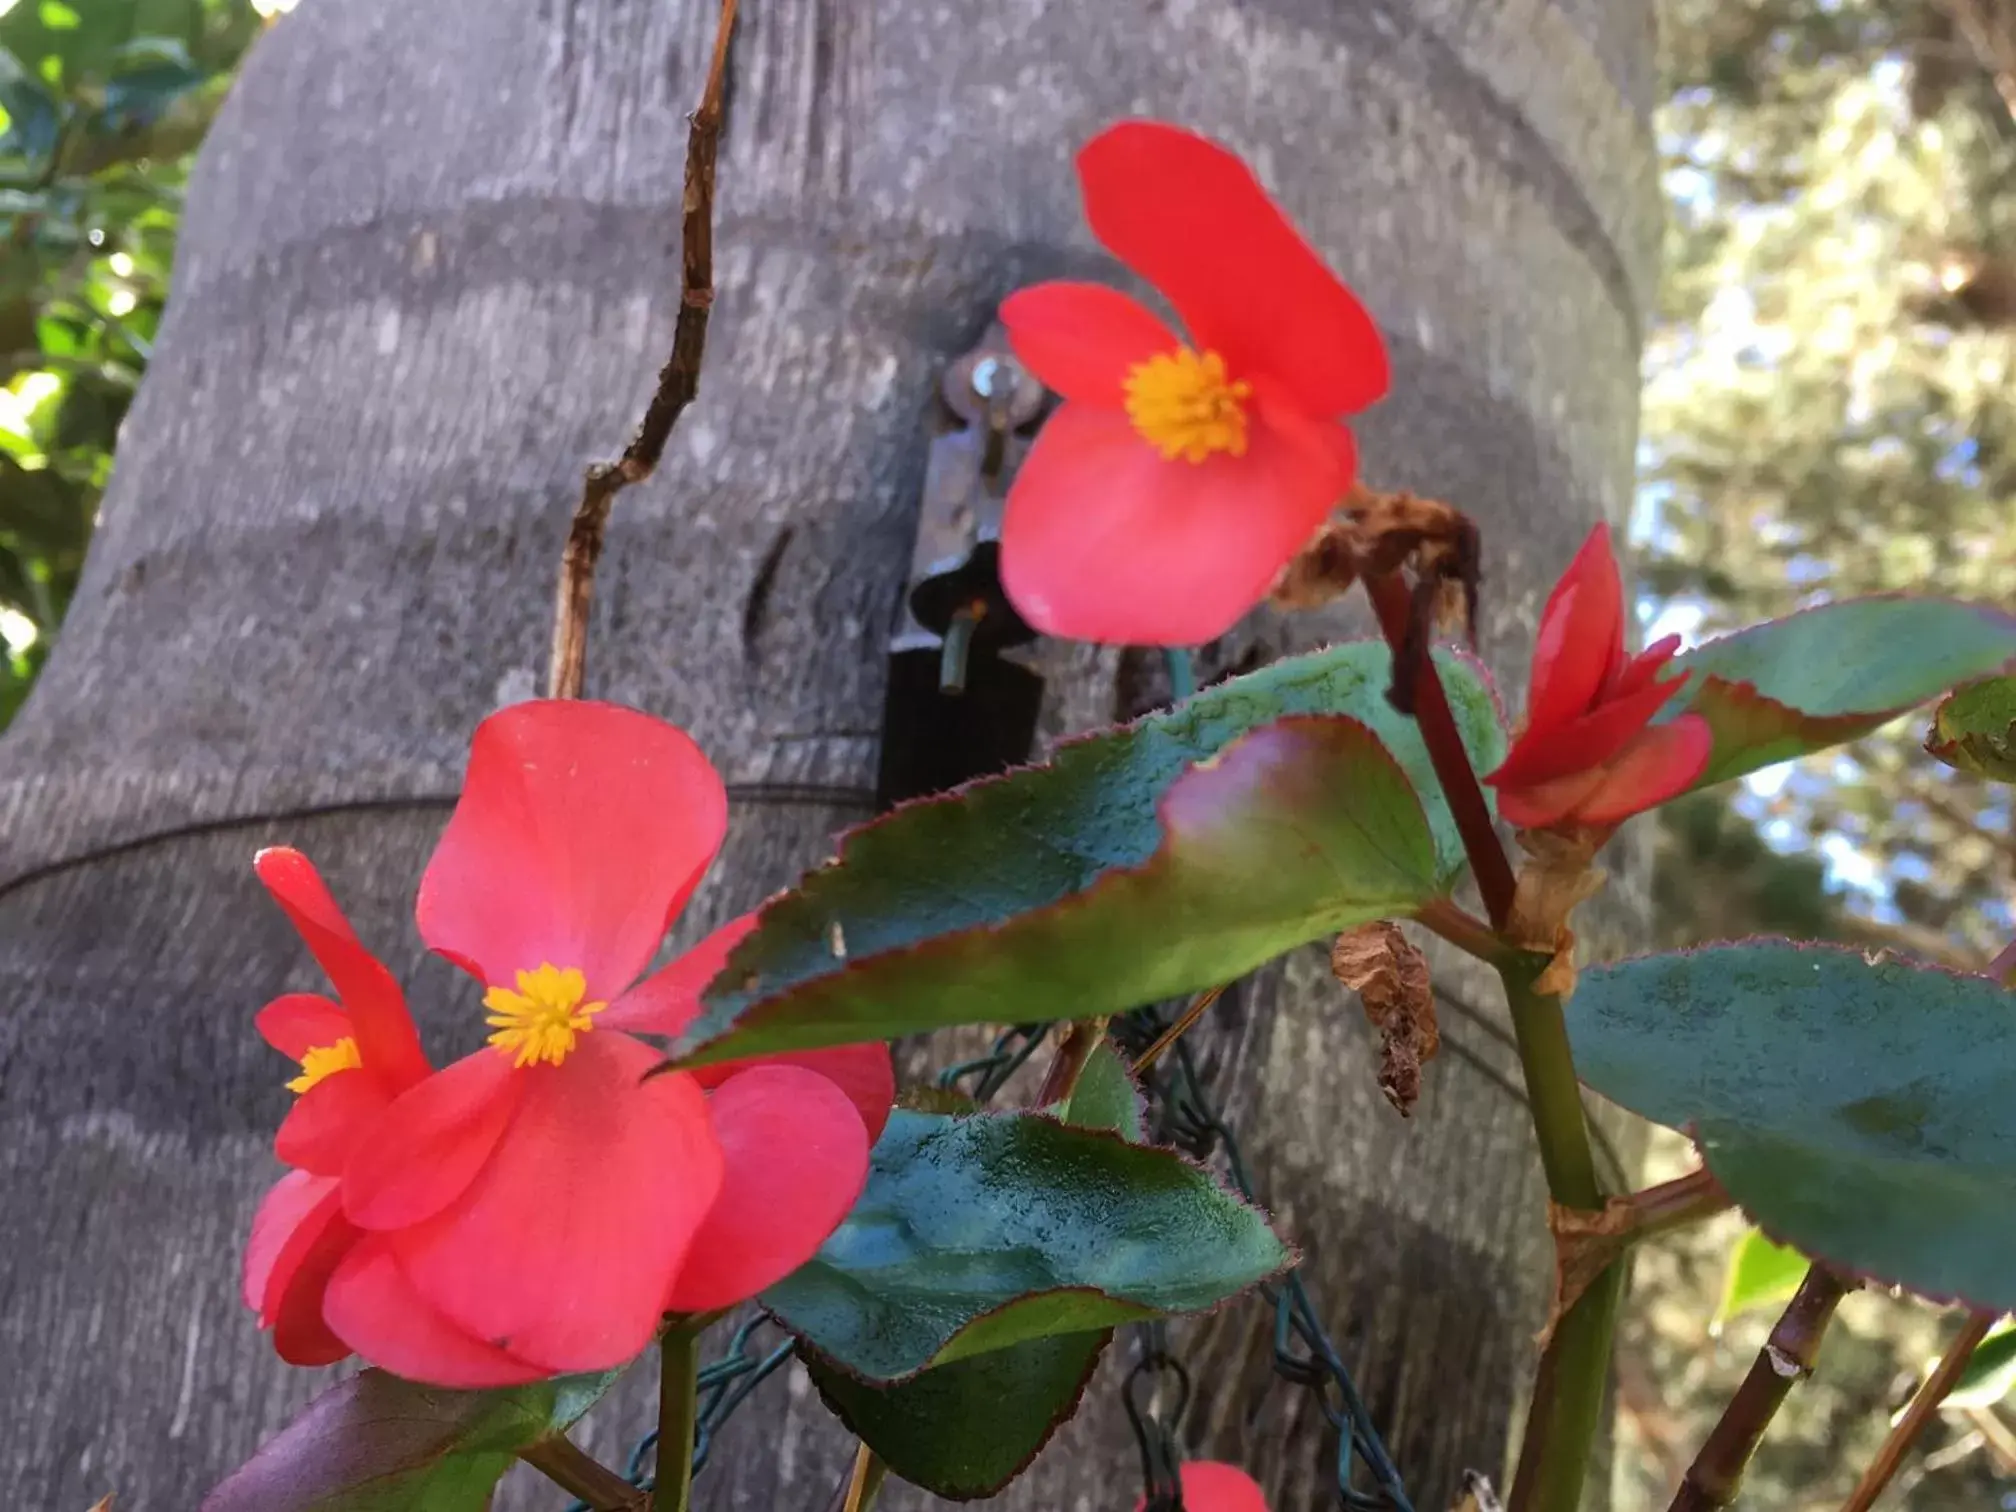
[0,0,1657,1506]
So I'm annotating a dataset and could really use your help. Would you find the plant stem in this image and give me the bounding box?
[1840,1309,1996,1512]
[655,1320,704,1512]
[1166,647,1198,702]
[1416,896,1517,967]
[1670,1265,1851,1510]
[1363,571,1517,927]
[843,1442,887,1511]
[1509,1260,1627,1512]
[1623,1167,1732,1244]
[1129,985,1226,1075]
[519,1436,648,1510]
[1500,963,1602,1212]
[1036,1016,1109,1105]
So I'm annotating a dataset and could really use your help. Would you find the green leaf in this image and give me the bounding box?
[1715,1228,1811,1324]
[1662,598,2016,789]
[1057,1038,1144,1141]
[763,1109,1287,1381]
[1568,941,2016,1312]
[805,1330,1108,1500]
[675,642,1503,1066]
[1925,674,2016,783]
[1944,1318,2016,1411]
[200,1367,621,1512]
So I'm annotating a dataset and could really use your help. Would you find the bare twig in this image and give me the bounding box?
[1670,1265,1853,1510]
[519,1435,649,1510]
[546,0,740,699]
[1841,1310,1997,1512]
[842,1442,886,1512]
[1129,985,1227,1075]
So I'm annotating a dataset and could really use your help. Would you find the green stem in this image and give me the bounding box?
[939,603,983,694]
[1416,896,1519,968]
[1165,646,1197,702]
[655,1320,703,1512]
[1500,959,1612,1512]
[1509,1261,1626,1512]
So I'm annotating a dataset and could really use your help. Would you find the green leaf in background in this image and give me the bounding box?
[1942,1317,2016,1412]
[1057,1038,1144,1141]
[800,1037,1148,1498]
[805,1330,1108,1501]
[1715,1228,1810,1325]
[674,642,1504,1067]
[763,1109,1287,1382]
[199,1367,621,1512]
[1568,941,2016,1312]
[1925,674,2016,784]
[1661,597,2016,789]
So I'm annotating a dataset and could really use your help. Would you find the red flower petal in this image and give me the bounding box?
[1000,399,1351,646]
[324,1237,549,1389]
[390,1033,723,1374]
[1564,716,1714,827]
[1525,525,1626,736]
[1077,121,1387,417]
[255,993,350,1062]
[343,1051,521,1230]
[1487,673,1687,790]
[665,1064,870,1313]
[243,1170,357,1367]
[601,913,760,1037]
[415,701,729,1003]
[1000,282,1179,408]
[253,848,430,1090]
[1608,632,1685,700]
[695,1042,897,1146]
[275,1070,393,1176]
[1132,1462,1271,1512]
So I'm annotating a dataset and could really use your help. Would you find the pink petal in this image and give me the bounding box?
[274,1070,393,1177]
[1524,525,1626,736]
[999,399,1351,646]
[243,1169,338,1315]
[253,848,430,1090]
[1487,673,1686,790]
[415,701,730,1003]
[1000,282,1179,408]
[343,1051,521,1230]
[1492,763,1612,830]
[1608,632,1685,700]
[243,1170,358,1367]
[255,993,350,1062]
[1563,716,1714,826]
[665,1065,869,1313]
[390,1033,723,1374]
[693,1042,896,1145]
[1133,1462,1271,1512]
[601,913,760,1036]
[1077,121,1388,417]
[324,1237,550,1389]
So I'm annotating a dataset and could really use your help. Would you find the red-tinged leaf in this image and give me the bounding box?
[1568,941,2016,1313]
[200,1368,620,1512]
[1926,674,2016,782]
[1660,598,2016,789]
[668,642,1503,1068]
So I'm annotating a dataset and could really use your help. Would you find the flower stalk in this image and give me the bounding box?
[655,1319,705,1512]
[1670,1264,1851,1510]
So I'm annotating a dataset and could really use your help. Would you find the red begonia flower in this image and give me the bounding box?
[1131,1462,1270,1512]
[242,848,434,1365]
[1484,524,1712,829]
[1000,120,1388,647]
[312,701,888,1386]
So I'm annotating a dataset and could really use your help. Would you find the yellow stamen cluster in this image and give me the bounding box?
[484,963,607,1069]
[1123,347,1252,464]
[287,1036,362,1094]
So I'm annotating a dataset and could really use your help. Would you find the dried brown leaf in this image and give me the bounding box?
[1506,827,1607,999]
[1332,922,1438,1116]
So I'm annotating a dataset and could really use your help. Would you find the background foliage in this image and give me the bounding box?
[0,0,264,725]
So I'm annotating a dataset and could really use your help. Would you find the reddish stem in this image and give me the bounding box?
[1840,1310,1997,1512]
[1363,573,1517,927]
